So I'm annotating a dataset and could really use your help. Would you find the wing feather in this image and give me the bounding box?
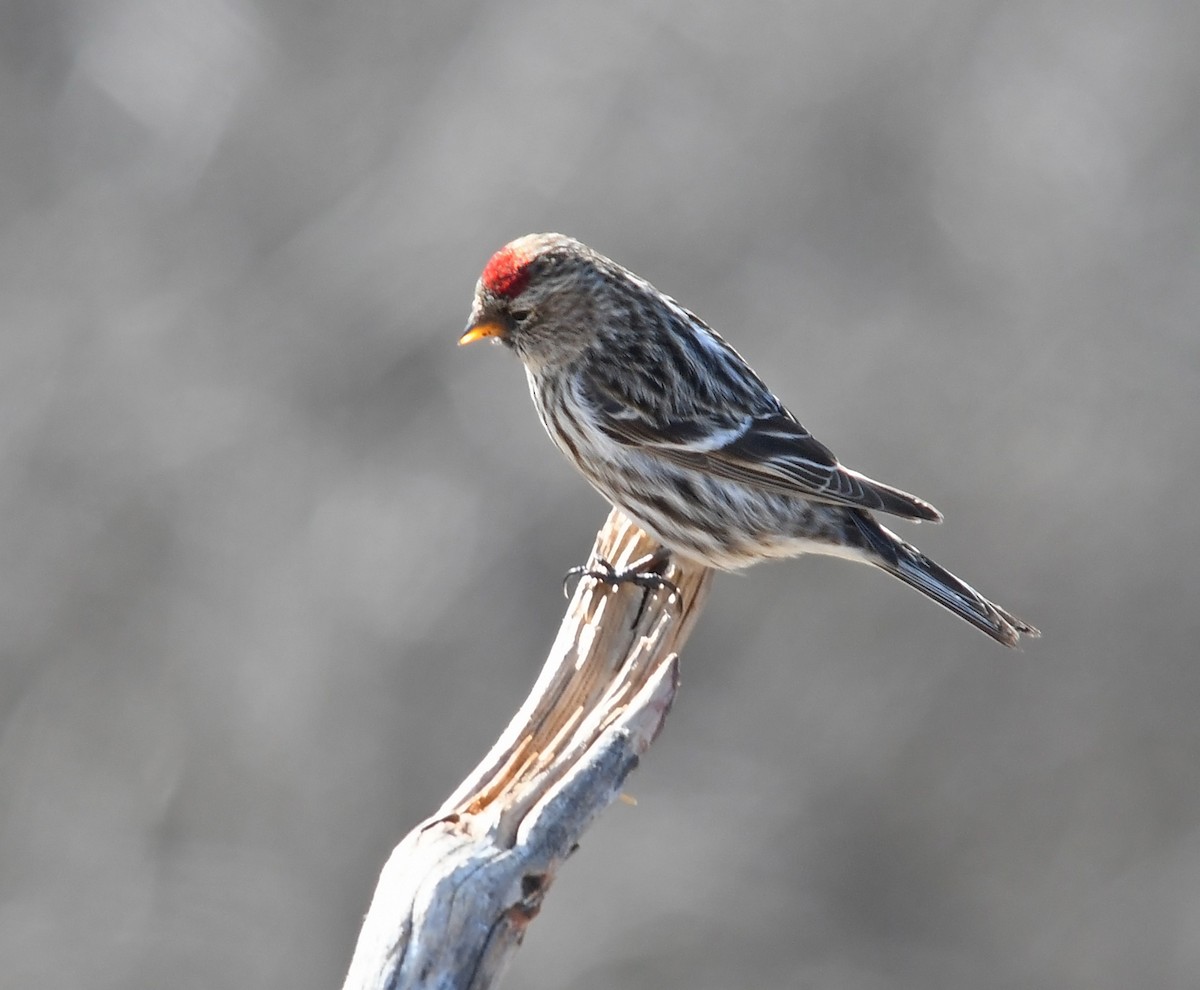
[581,375,942,523]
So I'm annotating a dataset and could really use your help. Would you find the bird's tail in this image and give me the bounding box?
[848,511,1039,648]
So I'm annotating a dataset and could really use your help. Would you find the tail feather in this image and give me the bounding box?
[849,512,1039,648]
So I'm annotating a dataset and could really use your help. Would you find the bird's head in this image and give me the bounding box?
[459,233,608,369]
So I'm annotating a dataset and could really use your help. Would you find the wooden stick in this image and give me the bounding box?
[341,509,713,990]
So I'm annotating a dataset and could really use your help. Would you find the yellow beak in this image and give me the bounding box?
[458,319,508,346]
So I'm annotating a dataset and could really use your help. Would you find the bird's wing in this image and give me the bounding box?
[581,376,942,523]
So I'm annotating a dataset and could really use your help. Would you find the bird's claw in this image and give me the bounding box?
[562,553,682,617]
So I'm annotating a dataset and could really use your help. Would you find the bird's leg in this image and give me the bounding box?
[562,548,681,614]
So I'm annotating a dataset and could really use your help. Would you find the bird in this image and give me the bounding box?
[459,233,1038,647]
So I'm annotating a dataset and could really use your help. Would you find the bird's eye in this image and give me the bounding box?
[510,308,533,324]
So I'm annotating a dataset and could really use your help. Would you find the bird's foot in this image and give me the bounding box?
[562,550,681,621]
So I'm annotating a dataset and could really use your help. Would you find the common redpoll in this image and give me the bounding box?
[460,233,1038,647]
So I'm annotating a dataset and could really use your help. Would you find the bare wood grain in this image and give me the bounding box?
[342,509,713,990]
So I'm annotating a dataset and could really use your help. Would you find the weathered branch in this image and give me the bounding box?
[341,508,713,990]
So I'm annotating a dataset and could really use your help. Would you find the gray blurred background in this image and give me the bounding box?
[2,1,1198,988]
